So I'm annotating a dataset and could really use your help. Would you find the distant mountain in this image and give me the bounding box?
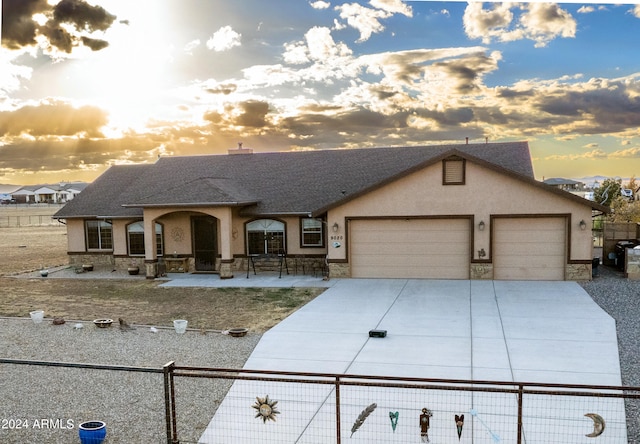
[572,176,633,188]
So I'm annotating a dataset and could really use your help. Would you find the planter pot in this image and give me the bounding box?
[82,264,94,272]
[228,328,248,337]
[127,267,139,275]
[93,319,113,328]
[40,270,49,277]
[29,310,44,324]
[173,319,188,334]
[78,420,106,444]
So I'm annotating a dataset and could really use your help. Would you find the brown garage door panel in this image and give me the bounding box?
[350,219,470,279]
[494,218,566,281]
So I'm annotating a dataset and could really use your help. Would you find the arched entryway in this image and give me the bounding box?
[191,215,217,272]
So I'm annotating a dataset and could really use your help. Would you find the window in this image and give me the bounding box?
[301,218,324,247]
[246,219,285,255]
[127,221,164,256]
[86,220,113,250]
[443,157,465,185]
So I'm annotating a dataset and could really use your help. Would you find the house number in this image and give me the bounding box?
[330,235,343,240]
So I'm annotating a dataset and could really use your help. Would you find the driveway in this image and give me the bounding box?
[199,278,625,443]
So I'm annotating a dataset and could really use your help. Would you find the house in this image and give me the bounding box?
[52,141,608,281]
[12,182,88,204]
[543,177,584,192]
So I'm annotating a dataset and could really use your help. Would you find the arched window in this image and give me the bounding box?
[127,221,164,256]
[246,219,285,255]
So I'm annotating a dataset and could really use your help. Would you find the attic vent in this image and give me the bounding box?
[443,157,465,185]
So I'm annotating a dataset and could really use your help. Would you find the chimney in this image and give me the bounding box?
[228,142,253,155]
[465,137,469,144]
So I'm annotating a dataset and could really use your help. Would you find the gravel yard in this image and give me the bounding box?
[0,319,260,443]
[1,267,639,443]
[580,265,640,444]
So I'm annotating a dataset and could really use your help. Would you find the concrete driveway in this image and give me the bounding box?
[195,278,625,443]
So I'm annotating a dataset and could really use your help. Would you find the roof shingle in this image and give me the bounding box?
[56,141,593,219]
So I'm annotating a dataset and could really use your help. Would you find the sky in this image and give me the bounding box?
[1,0,640,185]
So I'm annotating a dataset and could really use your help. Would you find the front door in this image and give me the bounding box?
[192,216,217,272]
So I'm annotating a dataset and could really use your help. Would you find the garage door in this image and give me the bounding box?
[493,217,566,280]
[350,219,470,279]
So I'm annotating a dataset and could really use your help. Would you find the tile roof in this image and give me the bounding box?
[53,141,605,219]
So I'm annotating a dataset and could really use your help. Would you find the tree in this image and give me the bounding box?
[593,178,621,206]
[625,176,637,192]
[610,196,640,223]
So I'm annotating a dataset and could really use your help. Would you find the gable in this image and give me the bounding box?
[327,156,604,216]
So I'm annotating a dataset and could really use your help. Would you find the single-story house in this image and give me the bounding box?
[53,141,608,281]
[13,182,88,204]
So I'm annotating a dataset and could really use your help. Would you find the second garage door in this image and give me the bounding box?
[349,219,470,279]
[493,217,566,281]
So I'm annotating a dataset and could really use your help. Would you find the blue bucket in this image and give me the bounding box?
[78,420,106,444]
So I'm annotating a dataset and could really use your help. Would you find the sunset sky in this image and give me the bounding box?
[1,0,640,185]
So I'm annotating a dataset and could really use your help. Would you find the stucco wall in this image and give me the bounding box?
[66,218,86,252]
[326,161,593,265]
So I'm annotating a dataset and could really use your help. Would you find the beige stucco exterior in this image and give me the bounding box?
[63,157,595,281]
[325,161,593,280]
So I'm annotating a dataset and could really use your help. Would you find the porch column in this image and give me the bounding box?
[144,217,158,279]
[218,208,234,279]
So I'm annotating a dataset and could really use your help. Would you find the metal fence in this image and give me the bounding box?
[0,214,63,227]
[1,358,638,443]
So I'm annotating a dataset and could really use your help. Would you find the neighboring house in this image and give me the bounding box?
[543,178,586,193]
[12,182,88,204]
[0,184,19,203]
[53,141,608,281]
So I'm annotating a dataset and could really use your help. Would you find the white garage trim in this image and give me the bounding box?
[349,218,470,279]
[493,217,567,281]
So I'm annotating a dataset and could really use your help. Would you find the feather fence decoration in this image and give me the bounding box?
[350,403,377,437]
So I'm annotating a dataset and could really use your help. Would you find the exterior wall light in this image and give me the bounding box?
[478,220,485,231]
[579,220,587,230]
[332,222,339,232]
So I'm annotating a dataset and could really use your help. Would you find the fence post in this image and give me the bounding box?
[335,375,341,444]
[163,361,178,444]
[517,384,523,444]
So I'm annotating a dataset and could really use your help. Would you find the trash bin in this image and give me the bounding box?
[591,257,600,278]
[614,240,640,270]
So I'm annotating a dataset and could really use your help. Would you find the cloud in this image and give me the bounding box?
[0,133,172,177]
[1,0,50,49]
[206,26,241,51]
[369,0,412,17]
[0,102,108,137]
[52,0,116,33]
[520,3,576,47]
[545,149,608,161]
[632,5,640,19]
[203,80,238,95]
[334,0,411,43]
[463,3,576,47]
[463,2,514,44]
[1,0,116,54]
[184,39,201,54]
[310,1,330,9]
[610,147,640,158]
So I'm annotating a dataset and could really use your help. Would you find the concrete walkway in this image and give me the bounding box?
[194,277,625,443]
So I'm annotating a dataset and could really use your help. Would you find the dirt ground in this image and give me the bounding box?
[0,225,323,332]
